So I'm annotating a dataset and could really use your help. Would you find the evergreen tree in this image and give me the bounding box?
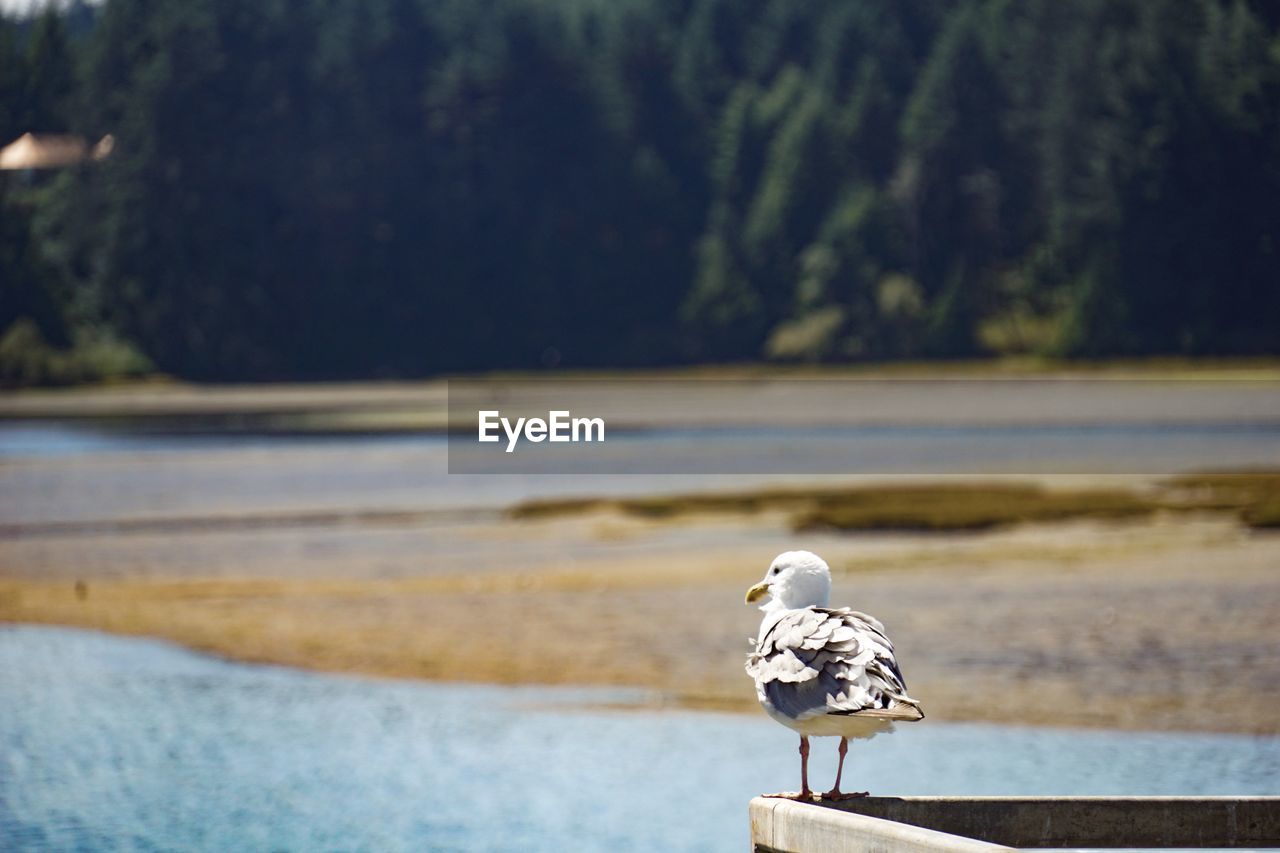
[3,0,1276,384]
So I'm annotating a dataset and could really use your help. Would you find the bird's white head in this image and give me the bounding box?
[744,550,832,612]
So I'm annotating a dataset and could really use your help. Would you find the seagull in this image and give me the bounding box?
[744,550,922,800]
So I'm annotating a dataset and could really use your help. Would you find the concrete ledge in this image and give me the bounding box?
[827,796,1280,848]
[752,796,1280,850]
[750,798,1014,853]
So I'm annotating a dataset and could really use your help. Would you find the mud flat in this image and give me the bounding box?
[3,509,1277,734]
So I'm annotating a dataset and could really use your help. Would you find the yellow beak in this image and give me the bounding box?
[745,581,770,605]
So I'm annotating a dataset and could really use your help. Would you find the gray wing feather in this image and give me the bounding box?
[746,607,921,722]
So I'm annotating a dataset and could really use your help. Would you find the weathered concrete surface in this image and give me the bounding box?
[750,798,1014,853]
[820,797,1280,849]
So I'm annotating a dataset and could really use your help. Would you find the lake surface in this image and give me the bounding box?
[3,626,1278,852]
[2,417,1278,527]
[4,418,1279,472]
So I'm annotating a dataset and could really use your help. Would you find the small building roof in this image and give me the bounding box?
[0,133,113,170]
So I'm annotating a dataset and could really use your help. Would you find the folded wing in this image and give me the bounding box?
[746,607,923,722]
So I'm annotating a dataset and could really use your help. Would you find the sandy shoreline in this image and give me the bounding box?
[4,511,1277,735]
[3,362,1279,425]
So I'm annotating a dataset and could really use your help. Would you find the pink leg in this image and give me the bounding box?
[824,737,849,798]
[762,735,823,800]
[799,735,811,798]
[824,737,868,800]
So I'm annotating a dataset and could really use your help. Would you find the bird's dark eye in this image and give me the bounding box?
[771,566,780,575]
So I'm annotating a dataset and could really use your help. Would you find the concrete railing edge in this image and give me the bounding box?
[749,797,1016,853]
[749,796,1280,851]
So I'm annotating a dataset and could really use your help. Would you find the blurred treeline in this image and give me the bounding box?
[1,0,1278,383]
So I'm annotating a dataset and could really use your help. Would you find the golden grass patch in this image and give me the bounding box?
[508,472,1280,533]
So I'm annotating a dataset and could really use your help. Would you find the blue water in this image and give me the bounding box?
[2,626,1278,852]
[4,418,1278,527]
[0,421,445,458]
[4,419,1280,476]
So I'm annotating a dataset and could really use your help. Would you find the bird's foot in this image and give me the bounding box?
[820,790,869,802]
[761,791,817,801]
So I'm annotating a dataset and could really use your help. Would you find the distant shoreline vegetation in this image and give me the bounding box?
[508,473,1280,533]
[2,0,1278,387]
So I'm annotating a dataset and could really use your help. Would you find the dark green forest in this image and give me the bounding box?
[2,0,1278,383]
